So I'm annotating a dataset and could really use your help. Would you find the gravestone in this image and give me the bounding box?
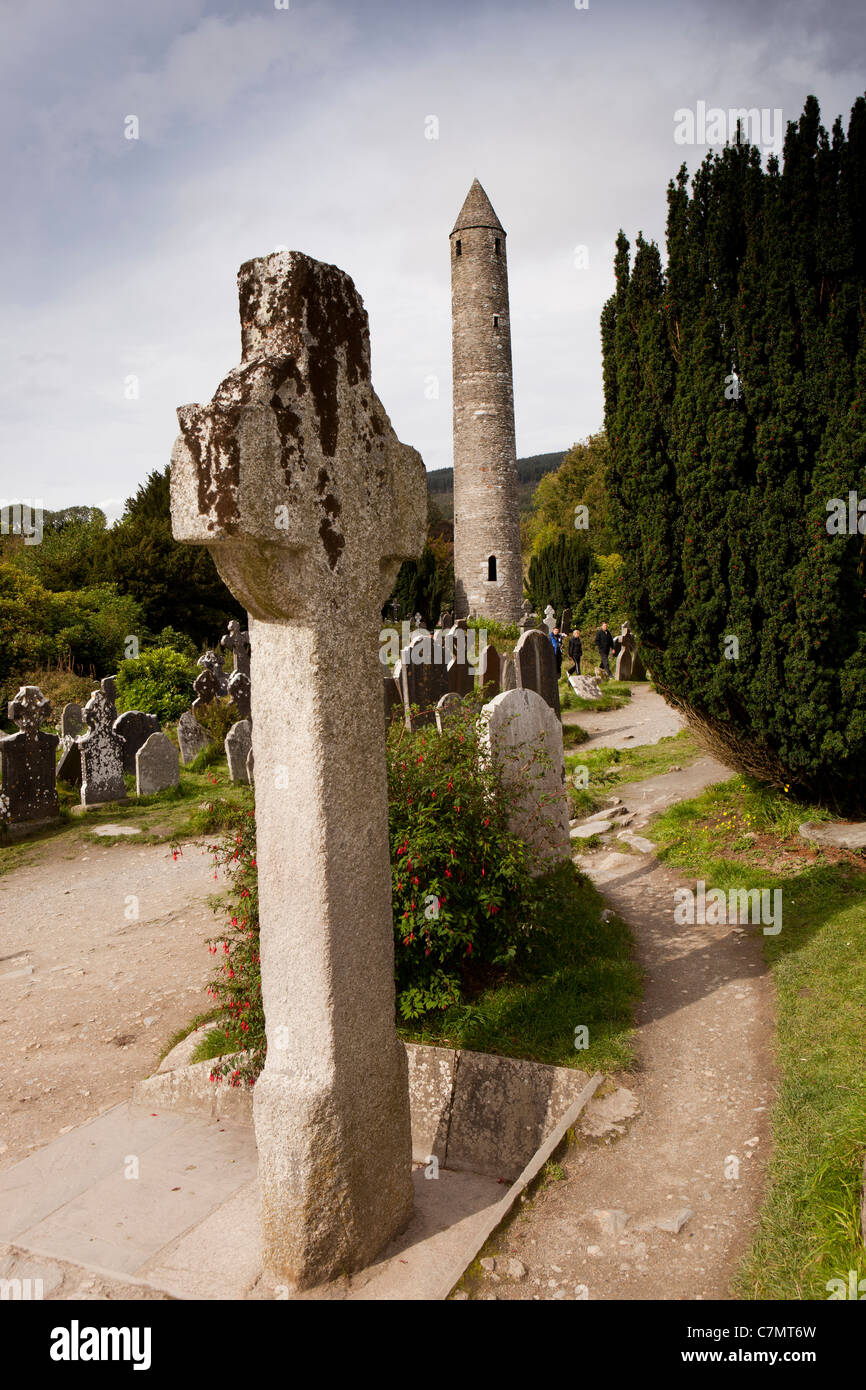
[197,650,229,696]
[436,610,454,630]
[135,731,180,795]
[435,691,462,733]
[480,687,570,869]
[177,710,210,766]
[446,630,475,698]
[221,618,251,678]
[397,631,449,728]
[543,604,556,635]
[615,622,636,681]
[100,675,118,721]
[225,719,252,785]
[113,711,161,775]
[56,742,82,786]
[513,628,560,716]
[80,690,126,806]
[246,746,254,786]
[170,248,425,1288]
[569,673,602,701]
[411,611,424,630]
[478,642,501,698]
[192,664,223,714]
[500,652,517,692]
[60,702,86,739]
[0,686,59,826]
[561,607,572,634]
[228,671,252,721]
[384,671,403,724]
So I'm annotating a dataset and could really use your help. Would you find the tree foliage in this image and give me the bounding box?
[526,533,595,617]
[602,93,866,811]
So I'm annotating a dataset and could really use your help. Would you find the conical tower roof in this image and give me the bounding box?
[451,179,505,235]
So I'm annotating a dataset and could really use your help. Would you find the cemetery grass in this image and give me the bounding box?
[559,676,632,714]
[564,729,702,818]
[648,776,866,1300]
[398,869,642,1073]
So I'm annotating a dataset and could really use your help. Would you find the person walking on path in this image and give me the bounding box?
[596,621,615,678]
[568,628,582,675]
[550,625,563,678]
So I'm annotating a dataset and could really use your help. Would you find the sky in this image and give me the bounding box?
[1,0,864,520]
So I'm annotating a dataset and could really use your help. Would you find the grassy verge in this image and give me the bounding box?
[398,868,641,1073]
[648,775,866,1300]
[559,677,633,715]
[564,729,701,819]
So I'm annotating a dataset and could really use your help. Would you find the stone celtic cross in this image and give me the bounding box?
[171,250,426,1289]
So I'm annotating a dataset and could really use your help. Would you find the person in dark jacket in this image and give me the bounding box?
[549,625,563,677]
[568,628,582,675]
[596,621,615,677]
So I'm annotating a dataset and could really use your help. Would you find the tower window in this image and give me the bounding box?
[455,239,462,257]
[487,555,497,582]
[494,238,501,255]
[493,315,499,329]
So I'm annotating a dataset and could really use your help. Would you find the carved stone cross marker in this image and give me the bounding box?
[0,685,59,825]
[221,618,251,678]
[171,250,426,1288]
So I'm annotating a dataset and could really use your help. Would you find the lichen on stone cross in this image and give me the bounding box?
[170,249,426,1290]
[221,618,251,676]
[192,665,222,713]
[9,685,52,735]
[82,689,116,734]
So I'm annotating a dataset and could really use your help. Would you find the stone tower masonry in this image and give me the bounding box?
[450,179,523,623]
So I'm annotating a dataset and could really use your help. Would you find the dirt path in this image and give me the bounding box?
[473,696,776,1301]
[0,835,224,1172]
[563,681,685,751]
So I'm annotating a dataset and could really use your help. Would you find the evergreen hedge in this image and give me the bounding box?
[601,94,866,813]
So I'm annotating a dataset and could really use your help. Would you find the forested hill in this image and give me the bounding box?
[427,451,566,516]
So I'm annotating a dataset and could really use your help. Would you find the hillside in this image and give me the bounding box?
[427,451,566,519]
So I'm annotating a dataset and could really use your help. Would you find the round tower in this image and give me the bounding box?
[450,179,523,623]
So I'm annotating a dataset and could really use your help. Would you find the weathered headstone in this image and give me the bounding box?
[225,719,252,785]
[478,642,501,698]
[170,248,425,1288]
[177,710,209,765]
[221,618,251,678]
[561,607,572,634]
[80,690,126,806]
[56,742,82,786]
[228,670,252,721]
[513,628,560,716]
[246,746,254,786]
[446,628,475,698]
[60,702,86,739]
[543,604,556,635]
[384,671,403,724]
[480,687,570,868]
[0,686,59,826]
[615,622,637,681]
[397,631,449,728]
[197,650,229,696]
[113,710,161,775]
[100,675,118,721]
[436,609,454,630]
[135,731,180,796]
[435,691,462,733]
[569,673,602,701]
[500,652,517,692]
[192,664,223,713]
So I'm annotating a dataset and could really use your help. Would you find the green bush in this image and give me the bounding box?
[116,646,196,723]
[526,532,595,617]
[0,560,142,684]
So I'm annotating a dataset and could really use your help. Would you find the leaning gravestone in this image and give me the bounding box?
[480,687,570,869]
[170,248,425,1288]
[569,673,602,701]
[396,631,449,729]
[513,628,560,717]
[80,689,126,806]
[60,702,86,740]
[225,719,252,785]
[0,686,59,827]
[55,742,82,786]
[435,691,462,734]
[135,731,180,795]
[113,711,160,775]
[177,710,210,766]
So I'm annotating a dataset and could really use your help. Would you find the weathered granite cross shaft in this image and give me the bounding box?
[170,250,426,1288]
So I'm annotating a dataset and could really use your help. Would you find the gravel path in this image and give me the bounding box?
[473,691,776,1301]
